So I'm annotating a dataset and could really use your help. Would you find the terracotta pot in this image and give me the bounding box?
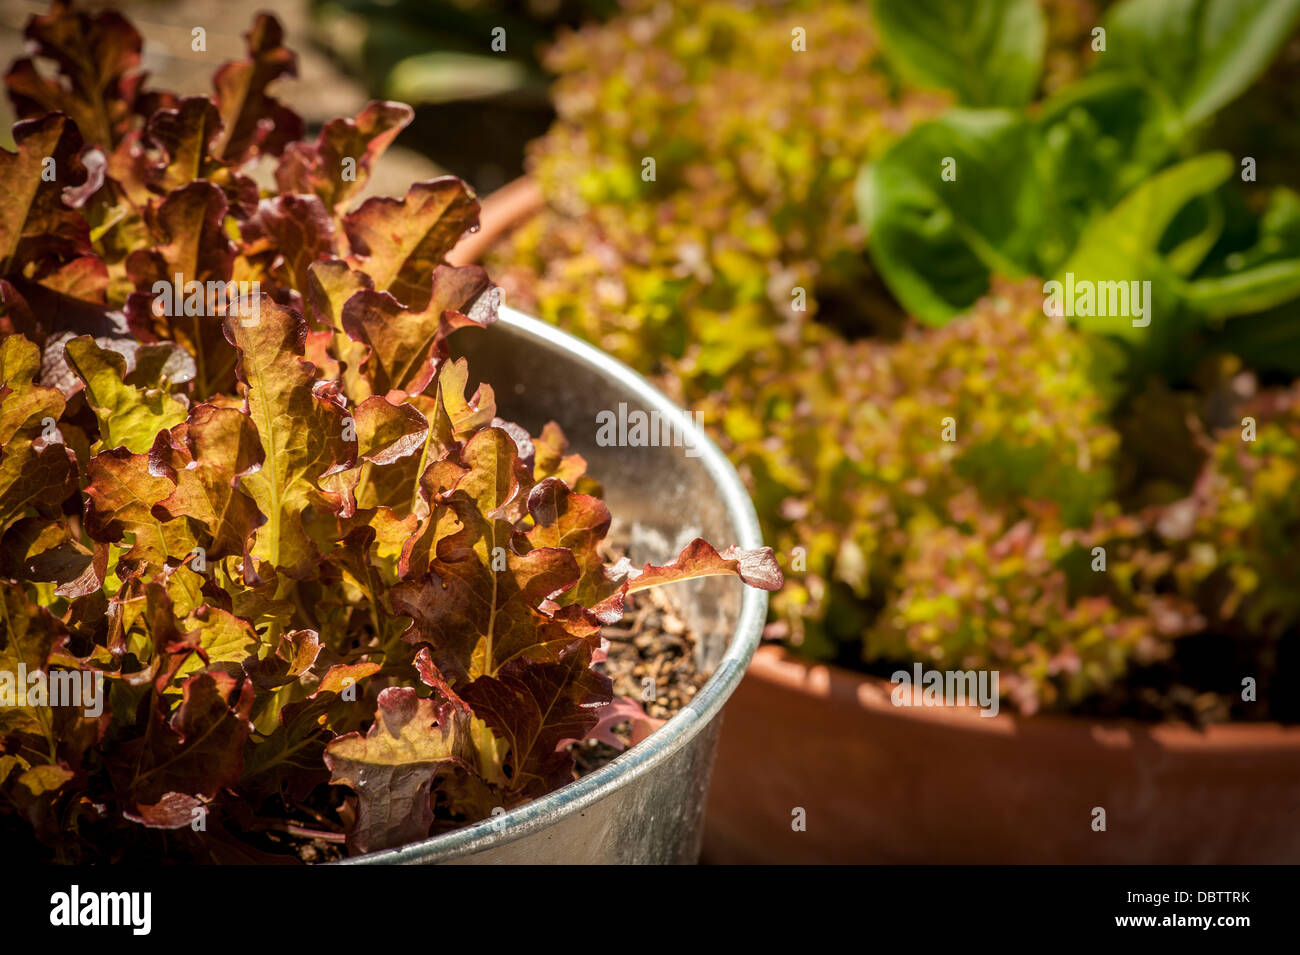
[703,645,1300,864]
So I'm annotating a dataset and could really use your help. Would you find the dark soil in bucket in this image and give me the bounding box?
[571,585,708,776]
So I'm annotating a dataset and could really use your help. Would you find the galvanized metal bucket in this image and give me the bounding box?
[345,306,769,864]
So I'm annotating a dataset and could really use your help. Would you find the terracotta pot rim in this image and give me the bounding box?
[747,643,1300,749]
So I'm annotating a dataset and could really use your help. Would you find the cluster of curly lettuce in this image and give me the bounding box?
[489,0,1300,714]
[713,279,1295,713]
[492,0,949,384]
[709,280,1173,710]
[1156,384,1300,644]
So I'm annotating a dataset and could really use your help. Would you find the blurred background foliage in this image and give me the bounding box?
[477,0,1300,718]
[307,0,620,191]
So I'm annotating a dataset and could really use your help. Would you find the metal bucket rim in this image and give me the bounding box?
[344,306,769,864]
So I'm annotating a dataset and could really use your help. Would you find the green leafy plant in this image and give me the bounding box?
[871,0,1048,108]
[858,0,1300,377]
[0,2,779,863]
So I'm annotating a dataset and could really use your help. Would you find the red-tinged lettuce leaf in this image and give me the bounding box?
[241,194,337,295]
[305,257,371,331]
[243,627,321,691]
[210,14,304,165]
[340,264,498,397]
[150,404,265,563]
[64,335,187,452]
[448,417,535,525]
[275,100,414,213]
[394,461,466,573]
[124,791,206,829]
[3,758,82,846]
[168,604,261,691]
[398,419,521,572]
[0,333,80,526]
[279,628,322,678]
[142,96,256,212]
[413,645,465,709]
[356,358,495,517]
[143,96,223,190]
[62,147,106,210]
[124,180,240,394]
[354,395,428,465]
[317,661,382,696]
[223,299,357,579]
[524,477,623,613]
[0,334,66,444]
[3,0,146,148]
[0,436,78,534]
[324,685,471,853]
[623,539,785,595]
[0,516,96,586]
[435,357,497,440]
[459,641,612,798]
[581,696,664,751]
[0,583,64,737]
[391,429,597,684]
[125,179,236,294]
[117,669,255,825]
[304,258,372,401]
[343,177,482,309]
[390,537,593,684]
[0,114,93,277]
[83,446,191,571]
[533,420,590,488]
[57,540,110,600]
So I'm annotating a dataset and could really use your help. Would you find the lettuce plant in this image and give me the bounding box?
[0,1,779,863]
[1155,382,1300,644]
[859,0,1300,378]
[709,279,1182,702]
[492,0,951,387]
[713,278,1298,714]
